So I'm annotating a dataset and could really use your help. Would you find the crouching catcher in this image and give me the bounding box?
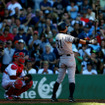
[1,52,33,100]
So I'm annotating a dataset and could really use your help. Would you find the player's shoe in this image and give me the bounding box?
[51,97,58,102]
[4,92,13,101]
[5,95,14,101]
[69,97,75,102]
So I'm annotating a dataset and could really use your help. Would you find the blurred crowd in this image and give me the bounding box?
[0,0,105,75]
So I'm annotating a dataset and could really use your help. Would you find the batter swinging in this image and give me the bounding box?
[51,21,96,102]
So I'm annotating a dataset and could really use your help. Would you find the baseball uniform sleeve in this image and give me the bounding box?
[64,34,75,43]
[6,64,17,76]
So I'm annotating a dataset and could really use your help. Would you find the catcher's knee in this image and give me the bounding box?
[14,79,23,89]
[25,80,33,89]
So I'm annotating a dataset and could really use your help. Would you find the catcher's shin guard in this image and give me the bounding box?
[6,80,23,96]
[14,80,33,96]
[14,79,23,89]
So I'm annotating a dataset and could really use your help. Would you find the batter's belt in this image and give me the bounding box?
[60,54,71,56]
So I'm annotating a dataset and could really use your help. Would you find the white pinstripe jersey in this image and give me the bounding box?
[56,33,75,55]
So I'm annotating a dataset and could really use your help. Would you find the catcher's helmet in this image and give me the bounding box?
[13,52,25,58]
[57,22,67,32]
[13,52,25,64]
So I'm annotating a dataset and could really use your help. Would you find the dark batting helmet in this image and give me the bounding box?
[57,22,67,33]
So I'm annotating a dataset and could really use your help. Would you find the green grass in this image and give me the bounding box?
[0,103,105,105]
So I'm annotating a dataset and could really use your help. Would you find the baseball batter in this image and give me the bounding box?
[2,52,33,100]
[51,21,96,102]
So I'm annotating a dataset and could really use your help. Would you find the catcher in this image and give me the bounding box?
[1,52,33,100]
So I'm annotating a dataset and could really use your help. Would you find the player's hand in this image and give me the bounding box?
[24,76,29,80]
[89,39,97,44]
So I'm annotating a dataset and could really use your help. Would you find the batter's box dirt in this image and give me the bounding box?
[0,99,105,103]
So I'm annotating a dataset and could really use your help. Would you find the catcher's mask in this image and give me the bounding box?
[13,52,25,64]
[57,22,68,33]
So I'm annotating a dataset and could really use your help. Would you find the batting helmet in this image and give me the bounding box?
[57,22,67,32]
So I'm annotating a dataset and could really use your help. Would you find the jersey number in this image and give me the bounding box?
[56,40,63,48]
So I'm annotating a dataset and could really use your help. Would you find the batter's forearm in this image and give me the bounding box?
[79,39,87,44]
[79,39,95,45]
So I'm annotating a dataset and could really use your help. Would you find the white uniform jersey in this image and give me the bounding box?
[2,63,25,89]
[56,33,75,55]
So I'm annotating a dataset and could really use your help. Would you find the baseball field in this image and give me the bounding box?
[0,103,105,105]
[0,99,105,105]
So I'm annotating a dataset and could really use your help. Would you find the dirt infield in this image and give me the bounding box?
[0,99,105,103]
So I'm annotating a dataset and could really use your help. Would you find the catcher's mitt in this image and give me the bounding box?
[25,74,32,84]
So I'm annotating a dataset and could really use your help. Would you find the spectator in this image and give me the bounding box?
[52,0,64,22]
[92,0,101,15]
[80,12,89,24]
[53,67,59,74]
[13,7,21,18]
[103,63,105,74]
[0,40,4,72]
[65,18,74,34]
[38,60,53,74]
[14,40,19,50]
[39,33,48,53]
[82,62,98,75]
[11,18,28,33]
[99,19,105,29]
[22,13,32,27]
[97,50,105,74]
[80,0,90,13]
[0,28,13,42]
[71,22,80,38]
[30,9,45,32]
[27,0,35,9]
[76,0,83,12]
[40,0,52,16]
[14,26,27,43]
[78,24,91,39]
[78,44,92,58]
[86,7,95,20]
[61,12,70,22]
[27,7,35,18]
[40,44,56,71]
[18,0,27,8]
[1,40,15,72]
[66,1,79,20]
[88,39,101,52]
[43,18,57,38]
[73,48,83,74]
[30,43,41,71]
[7,0,22,16]
[37,10,46,36]
[85,50,100,73]
[0,1,5,18]
[19,8,27,23]
[100,39,105,56]
[24,58,37,74]
[26,26,33,46]
[15,39,29,60]
[61,0,69,8]
[28,30,41,49]
[11,26,18,38]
